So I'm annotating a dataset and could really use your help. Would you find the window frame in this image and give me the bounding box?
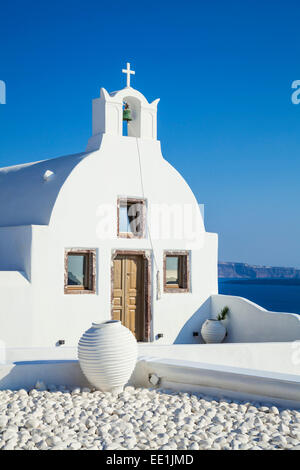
[163,251,190,293]
[64,249,96,295]
[117,197,146,239]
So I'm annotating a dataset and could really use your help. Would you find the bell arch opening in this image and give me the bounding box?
[122,96,141,138]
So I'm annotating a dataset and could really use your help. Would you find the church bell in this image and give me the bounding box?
[123,102,132,121]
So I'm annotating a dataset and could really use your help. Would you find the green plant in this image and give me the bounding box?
[217,306,229,321]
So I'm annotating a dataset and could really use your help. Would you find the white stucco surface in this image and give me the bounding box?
[211,295,300,343]
[3,341,299,375]
[0,153,88,227]
[0,84,217,350]
[0,79,299,355]
[138,342,300,375]
[1,342,299,407]
[131,356,300,408]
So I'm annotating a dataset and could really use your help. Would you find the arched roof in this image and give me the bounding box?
[102,86,160,108]
[0,151,91,227]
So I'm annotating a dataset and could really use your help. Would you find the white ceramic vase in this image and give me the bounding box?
[78,320,138,392]
[201,319,226,344]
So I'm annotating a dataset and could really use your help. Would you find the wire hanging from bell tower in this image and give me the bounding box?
[136,137,161,300]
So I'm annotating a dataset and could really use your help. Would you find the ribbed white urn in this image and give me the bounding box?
[78,320,138,392]
[201,319,226,344]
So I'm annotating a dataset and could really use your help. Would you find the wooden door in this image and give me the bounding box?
[112,255,145,341]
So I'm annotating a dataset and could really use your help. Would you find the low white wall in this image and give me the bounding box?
[131,357,300,409]
[0,361,89,390]
[4,341,300,377]
[1,343,299,407]
[211,294,300,343]
[138,342,300,376]
[3,346,78,364]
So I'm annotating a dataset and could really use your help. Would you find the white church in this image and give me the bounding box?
[1,63,300,404]
[0,64,218,349]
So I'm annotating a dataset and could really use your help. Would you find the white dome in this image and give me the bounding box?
[0,152,89,227]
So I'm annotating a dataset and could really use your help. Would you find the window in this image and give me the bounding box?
[64,249,96,294]
[117,198,146,238]
[164,251,190,293]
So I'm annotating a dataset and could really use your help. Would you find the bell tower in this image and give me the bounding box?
[86,63,160,151]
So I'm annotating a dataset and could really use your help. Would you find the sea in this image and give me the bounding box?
[218,278,300,315]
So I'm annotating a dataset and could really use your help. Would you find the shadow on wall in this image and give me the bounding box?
[0,226,32,281]
[173,298,211,344]
[0,361,89,391]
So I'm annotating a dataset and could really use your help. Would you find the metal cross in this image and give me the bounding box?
[122,62,135,88]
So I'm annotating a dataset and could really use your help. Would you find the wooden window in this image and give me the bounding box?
[163,251,190,293]
[117,198,146,238]
[64,249,96,294]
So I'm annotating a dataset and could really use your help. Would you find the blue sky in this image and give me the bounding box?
[1,0,300,267]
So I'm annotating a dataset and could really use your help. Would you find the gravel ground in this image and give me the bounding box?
[0,384,300,450]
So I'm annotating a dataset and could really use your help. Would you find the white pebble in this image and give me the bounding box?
[0,416,8,429]
[25,418,40,429]
[0,385,297,450]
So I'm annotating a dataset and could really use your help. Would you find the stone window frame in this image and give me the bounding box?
[163,250,190,293]
[64,248,96,295]
[117,197,146,239]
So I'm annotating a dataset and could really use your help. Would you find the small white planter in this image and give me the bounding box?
[78,320,138,392]
[201,319,226,344]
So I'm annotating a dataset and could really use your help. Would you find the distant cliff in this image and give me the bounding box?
[218,262,300,279]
